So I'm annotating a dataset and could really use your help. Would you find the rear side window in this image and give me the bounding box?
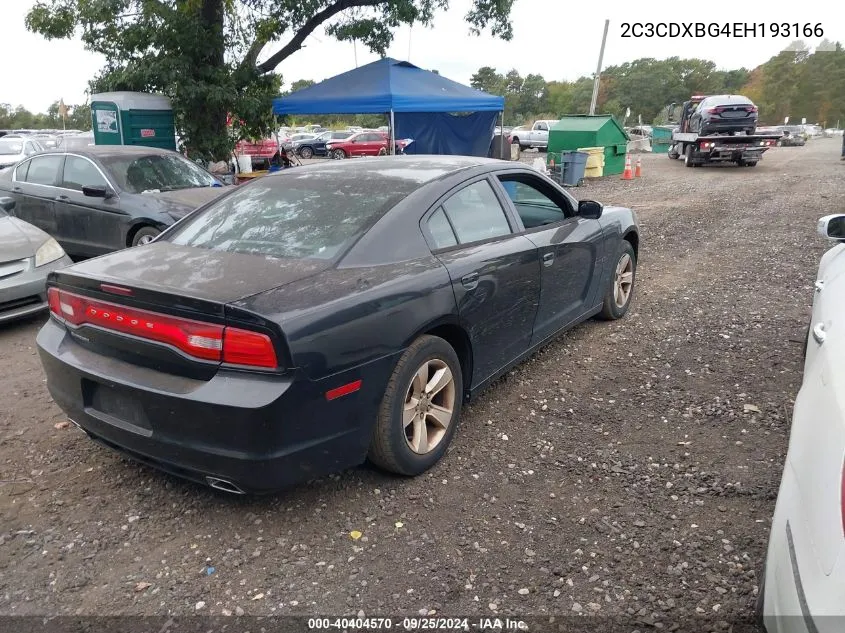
[441,180,511,244]
[427,208,458,249]
[14,160,30,182]
[23,155,63,186]
[166,173,413,260]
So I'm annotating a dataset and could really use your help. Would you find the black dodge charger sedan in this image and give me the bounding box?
[37,156,639,494]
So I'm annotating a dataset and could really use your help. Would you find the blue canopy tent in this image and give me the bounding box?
[271,58,505,157]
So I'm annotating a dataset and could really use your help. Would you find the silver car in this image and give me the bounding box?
[0,196,73,323]
[0,136,45,171]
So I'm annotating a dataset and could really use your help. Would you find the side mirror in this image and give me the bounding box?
[818,214,845,241]
[578,200,603,219]
[0,196,15,212]
[82,185,112,199]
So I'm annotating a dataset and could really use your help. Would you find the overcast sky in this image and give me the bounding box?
[1,0,842,112]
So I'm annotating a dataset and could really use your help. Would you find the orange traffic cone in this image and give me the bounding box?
[621,154,633,180]
[634,156,642,178]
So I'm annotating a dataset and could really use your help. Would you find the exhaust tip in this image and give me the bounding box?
[206,476,246,495]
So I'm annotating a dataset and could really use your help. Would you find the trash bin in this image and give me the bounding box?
[578,146,605,177]
[550,151,589,186]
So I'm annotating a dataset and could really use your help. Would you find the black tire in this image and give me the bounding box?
[598,241,637,320]
[333,149,346,159]
[298,146,313,159]
[684,144,695,167]
[131,226,161,247]
[746,161,758,167]
[368,335,463,476]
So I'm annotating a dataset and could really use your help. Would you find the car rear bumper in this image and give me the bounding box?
[0,255,73,324]
[37,318,399,493]
[701,119,757,133]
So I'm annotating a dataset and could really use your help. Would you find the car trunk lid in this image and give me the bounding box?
[48,242,329,378]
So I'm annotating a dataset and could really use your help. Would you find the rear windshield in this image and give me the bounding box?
[165,170,414,260]
[0,139,23,155]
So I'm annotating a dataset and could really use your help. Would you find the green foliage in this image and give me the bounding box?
[468,48,841,128]
[0,101,91,131]
[25,0,516,160]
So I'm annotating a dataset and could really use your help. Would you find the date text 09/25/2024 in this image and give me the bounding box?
[620,22,824,38]
[307,617,529,630]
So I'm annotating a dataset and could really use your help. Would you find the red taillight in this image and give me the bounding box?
[48,288,277,368]
[707,107,722,114]
[748,106,758,113]
[223,328,277,368]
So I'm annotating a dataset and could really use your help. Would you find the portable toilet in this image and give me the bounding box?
[547,115,628,176]
[90,92,176,151]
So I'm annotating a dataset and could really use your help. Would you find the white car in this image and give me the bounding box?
[0,136,45,170]
[758,214,845,632]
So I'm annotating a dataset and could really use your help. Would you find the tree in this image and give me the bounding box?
[26,0,516,161]
[470,66,504,95]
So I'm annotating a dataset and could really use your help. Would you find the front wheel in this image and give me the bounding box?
[598,241,637,320]
[131,226,161,247]
[298,146,314,159]
[368,335,463,476]
[333,149,347,159]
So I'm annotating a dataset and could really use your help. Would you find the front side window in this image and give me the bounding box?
[441,180,511,245]
[63,156,108,191]
[498,175,573,228]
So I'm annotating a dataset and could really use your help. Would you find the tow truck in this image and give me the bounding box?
[665,96,781,167]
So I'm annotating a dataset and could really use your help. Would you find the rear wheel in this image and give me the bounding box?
[131,226,161,247]
[684,145,695,167]
[598,241,637,320]
[298,146,313,159]
[368,335,463,476]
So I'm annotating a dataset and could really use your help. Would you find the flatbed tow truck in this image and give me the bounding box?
[666,96,781,167]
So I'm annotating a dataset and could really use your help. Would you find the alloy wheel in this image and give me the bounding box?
[403,359,456,454]
[613,253,634,308]
[137,234,156,245]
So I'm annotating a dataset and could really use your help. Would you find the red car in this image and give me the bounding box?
[325,131,391,159]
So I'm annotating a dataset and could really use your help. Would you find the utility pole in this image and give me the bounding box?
[589,19,610,116]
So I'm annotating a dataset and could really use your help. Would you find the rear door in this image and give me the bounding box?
[422,176,541,388]
[56,154,125,257]
[494,173,605,346]
[11,154,64,236]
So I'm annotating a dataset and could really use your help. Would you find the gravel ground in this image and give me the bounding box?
[1,139,844,631]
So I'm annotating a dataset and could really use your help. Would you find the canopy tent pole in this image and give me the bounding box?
[390,109,396,155]
[499,110,505,159]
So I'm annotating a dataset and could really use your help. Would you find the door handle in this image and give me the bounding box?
[812,323,826,345]
[542,252,555,267]
[461,272,479,290]
[814,280,824,293]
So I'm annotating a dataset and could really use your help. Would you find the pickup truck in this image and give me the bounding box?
[509,120,557,151]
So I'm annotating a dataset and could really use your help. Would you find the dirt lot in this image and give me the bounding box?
[1,139,844,630]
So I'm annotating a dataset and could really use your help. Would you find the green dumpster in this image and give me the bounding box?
[651,125,674,154]
[90,92,176,151]
[547,115,629,176]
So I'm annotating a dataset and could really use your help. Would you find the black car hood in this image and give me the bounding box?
[140,186,231,218]
[62,241,332,303]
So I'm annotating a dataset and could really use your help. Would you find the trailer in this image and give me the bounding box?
[668,132,781,167]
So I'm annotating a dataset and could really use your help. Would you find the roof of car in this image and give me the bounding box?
[35,146,175,159]
[267,155,508,185]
